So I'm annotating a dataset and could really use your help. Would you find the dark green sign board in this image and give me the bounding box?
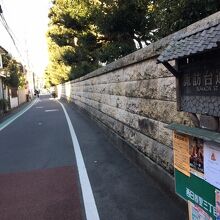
[175,169,218,219]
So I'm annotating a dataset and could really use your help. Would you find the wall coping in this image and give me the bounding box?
[69,11,220,84]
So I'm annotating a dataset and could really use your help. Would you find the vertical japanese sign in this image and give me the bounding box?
[173,132,190,176]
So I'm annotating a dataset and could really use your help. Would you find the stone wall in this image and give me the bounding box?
[57,12,220,176]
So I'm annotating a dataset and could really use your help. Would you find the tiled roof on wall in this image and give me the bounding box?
[157,22,220,63]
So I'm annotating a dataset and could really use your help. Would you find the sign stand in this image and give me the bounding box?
[157,20,220,220]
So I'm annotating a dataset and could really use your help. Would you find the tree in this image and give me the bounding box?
[92,0,155,63]
[45,38,71,86]
[153,0,220,38]
[45,0,155,85]
[45,0,220,86]
[2,54,25,88]
[46,0,101,83]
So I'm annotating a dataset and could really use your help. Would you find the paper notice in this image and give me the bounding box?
[189,137,204,179]
[204,142,220,189]
[188,201,212,220]
[173,132,190,176]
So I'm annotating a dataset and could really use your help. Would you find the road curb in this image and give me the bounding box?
[0,98,38,131]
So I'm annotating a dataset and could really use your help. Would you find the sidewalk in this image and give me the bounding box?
[62,100,188,220]
[0,99,35,124]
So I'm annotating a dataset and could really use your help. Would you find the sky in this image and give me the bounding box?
[0,0,50,75]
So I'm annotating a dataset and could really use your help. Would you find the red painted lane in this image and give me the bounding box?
[0,166,82,220]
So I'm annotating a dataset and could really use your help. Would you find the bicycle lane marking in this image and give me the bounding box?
[58,100,100,220]
[0,99,39,131]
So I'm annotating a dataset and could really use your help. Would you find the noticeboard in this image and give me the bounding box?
[173,132,220,220]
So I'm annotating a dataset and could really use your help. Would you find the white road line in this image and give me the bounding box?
[58,100,100,220]
[0,99,39,131]
[36,106,43,109]
[45,109,59,112]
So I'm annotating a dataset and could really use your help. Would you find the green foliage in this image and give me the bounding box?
[45,0,220,86]
[45,0,154,85]
[45,0,100,85]
[2,54,25,89]
[97,41,135,64]
[70,61,99,80]
[153,0,220,38]
[0,99,8,112]
[95,0,155,48]
[18,74,26,89]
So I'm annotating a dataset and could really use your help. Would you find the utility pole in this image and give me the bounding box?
[33,72,36,92]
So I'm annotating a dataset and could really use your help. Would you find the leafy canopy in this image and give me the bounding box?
[45,0,154,85]
[2,54,26,89]
[45,0,220,86]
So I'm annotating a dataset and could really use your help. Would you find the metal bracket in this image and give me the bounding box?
[162,62,180,78]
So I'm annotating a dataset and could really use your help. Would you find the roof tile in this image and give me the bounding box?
[158,23,220,62]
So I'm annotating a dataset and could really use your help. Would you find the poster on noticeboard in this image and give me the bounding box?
[204,142,220,190]
[188,201,212,220]
[173,132,190,176]
[189,137,204,179]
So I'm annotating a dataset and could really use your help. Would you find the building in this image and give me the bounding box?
[0,46,7,100]
[0,46,30,112]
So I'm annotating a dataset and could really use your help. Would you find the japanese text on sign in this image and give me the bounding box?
[181,69,220,96]
[186,188,216,217]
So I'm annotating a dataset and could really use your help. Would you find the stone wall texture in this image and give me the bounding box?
[56,12,220,175]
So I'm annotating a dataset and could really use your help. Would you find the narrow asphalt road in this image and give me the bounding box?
[0,95,187,220]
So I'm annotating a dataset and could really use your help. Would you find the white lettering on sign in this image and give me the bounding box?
[216,72,220,85]
[186,188,216,217]
[196,86,212,92]
[183,74,191,86]
[192,73,202,86]
[182,69,220,95]
[182,70,220,88]
[204,72,213,86]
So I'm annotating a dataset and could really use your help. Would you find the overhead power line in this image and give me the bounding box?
[0,4,24,62]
